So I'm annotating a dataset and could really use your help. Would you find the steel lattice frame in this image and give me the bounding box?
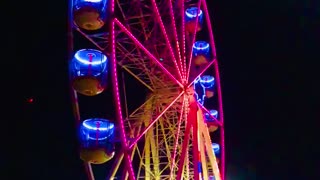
[68,0,225,180]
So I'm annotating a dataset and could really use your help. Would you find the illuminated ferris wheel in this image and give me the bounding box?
[68,0,225,179]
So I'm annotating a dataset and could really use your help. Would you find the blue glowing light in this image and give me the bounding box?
[185,7,203,18]
[193,41,210,50]
[193,41,210,57]
[83,119,114,131]
[79,118,115,146]
[75,49,107,65]
[200,75,215,88]
[212,143,220,154]
[205,110,218,122]
[193,75,215,105]
[70,49,108,78]
[73,0,108,15]
[193,77,206,105]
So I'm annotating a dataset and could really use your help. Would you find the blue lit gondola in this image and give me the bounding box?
[73,0,108,30]
[200,75,215,98]
[70,49,108,96]
[79,118,115,164]
[185,7,204,33]
[193,41,210,66]
[205,109,219,132]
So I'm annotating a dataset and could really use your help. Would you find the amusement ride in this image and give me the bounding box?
[68,0,225,179]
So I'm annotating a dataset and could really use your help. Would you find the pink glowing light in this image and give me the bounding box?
[198,102,222,127]
[114,18,183,88]
[176,117,192,180]
[169,95,186,179]
[111,13,136,180]
[181,1,187,82]
[186,1,202,83]
[169,0,184,82]
[187,58,215,88]
[129,91,184,149]
[151,0,183,83]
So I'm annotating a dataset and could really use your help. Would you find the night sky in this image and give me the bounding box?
[7,0,318,179]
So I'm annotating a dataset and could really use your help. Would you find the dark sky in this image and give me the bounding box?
[7,0,318,180]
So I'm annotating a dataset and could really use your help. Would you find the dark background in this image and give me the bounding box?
[5,0,318,179]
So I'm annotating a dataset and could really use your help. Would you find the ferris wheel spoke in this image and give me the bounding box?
[123,93,185,179]
[169,95,187,178]
[115,31,179,91]
[116,0,183,84]
[177,0,187,82]
[197,100,222,127]
[187,57,215,87]
[185,0,202,83]
[114,18,183,88]
[175,111,192,180]
[116,0,153,44]
[150,0,183,82]
[128,91,184,149]
[168,0,184,81]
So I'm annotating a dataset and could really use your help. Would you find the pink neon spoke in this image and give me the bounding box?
[181,1,187,82]
[169,95,186,178]
[186,1,202,83]
[129,91,184,149]
[187,58,215,88]
[114,18,183,88]
[198,102,222,127]
[199,106,221,127]
[110,17,136,179]
[168,0,184,82]
[176,108,193,180]
[192,111,200,180]
[151,0,183,83]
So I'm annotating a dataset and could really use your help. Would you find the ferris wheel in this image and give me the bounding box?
[68,0,225,179]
